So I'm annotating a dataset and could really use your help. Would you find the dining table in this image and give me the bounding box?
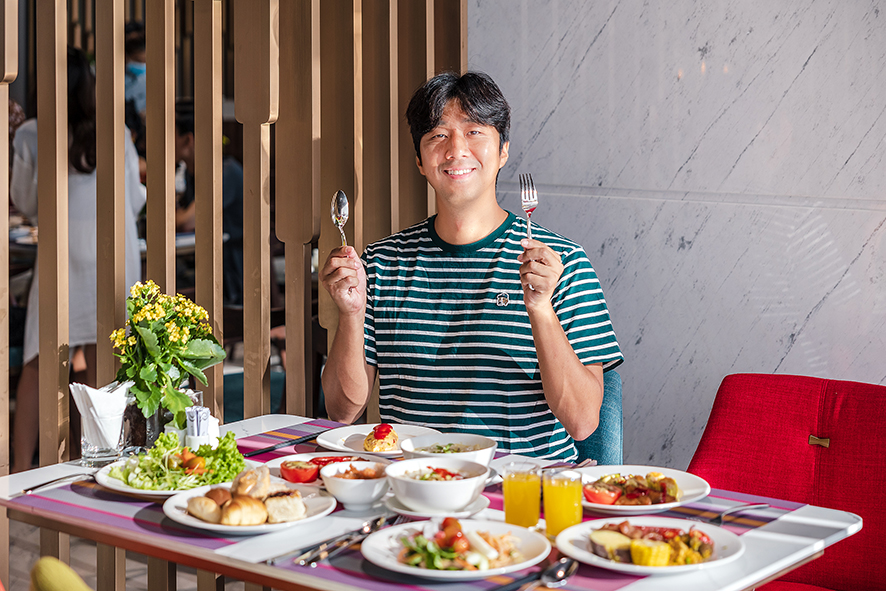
[0,414,862,591]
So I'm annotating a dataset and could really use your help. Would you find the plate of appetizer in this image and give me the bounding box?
[556,516,745,575]
[361,517,550,580]
[576,465,710,515]
[315,423,441,457]
[95,432,250,499]
[264,452,392,485]
[162,465,335,534]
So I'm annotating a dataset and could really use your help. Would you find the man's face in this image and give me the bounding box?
[416,100,509,208]
[173,129,194,166]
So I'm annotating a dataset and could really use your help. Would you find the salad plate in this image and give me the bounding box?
[315,424,441,457]
[576,465,710,515]
[384,494,489,519]
[264,452,391,486]
[361,519,550,580]
[95,459,260,499]
[556,516,745,575]
[162,482,336,535]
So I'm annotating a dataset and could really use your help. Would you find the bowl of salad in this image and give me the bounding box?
[400,434,496,467]
[385,457,489,514]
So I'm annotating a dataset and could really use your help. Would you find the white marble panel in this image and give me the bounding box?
[469,0,886,468]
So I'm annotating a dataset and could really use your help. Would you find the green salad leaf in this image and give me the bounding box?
[107,432,246,491]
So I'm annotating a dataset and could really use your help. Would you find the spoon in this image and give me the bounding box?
[331,190,349,247]
[526,557,578,590]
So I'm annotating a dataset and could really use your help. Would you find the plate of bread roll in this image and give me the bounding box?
[162,465,336,534]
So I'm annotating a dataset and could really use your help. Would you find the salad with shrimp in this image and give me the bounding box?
[397,518,523,571]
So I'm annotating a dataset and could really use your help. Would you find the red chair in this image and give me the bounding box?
[687,374,884,591]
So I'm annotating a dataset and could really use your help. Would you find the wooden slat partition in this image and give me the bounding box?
[234,0,278,418]
[0,0,16,584]
[193,0,225,420]
[276,0,321,417]
[94,0,128,588]
[145,0,176,293]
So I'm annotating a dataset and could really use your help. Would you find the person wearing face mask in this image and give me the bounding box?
[124,26,147,116]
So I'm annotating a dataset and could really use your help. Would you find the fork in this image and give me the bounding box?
[308,514,409,566]
[519,173,539,240]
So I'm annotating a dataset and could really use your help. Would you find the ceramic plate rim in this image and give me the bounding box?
[577,464,711,514]
[264,452,392,486]
[555,516,745,575]
[94,459,258,499]
[384,494,490,519]
[315,424,442,457]
[162,481,336,534]
[361,519,550,580]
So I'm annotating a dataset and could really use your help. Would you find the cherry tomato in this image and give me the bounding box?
[450,533,469,553]
[279,460,320,483]
[583,482,622,505]
[373,423,393,438]
[441,517,461,530]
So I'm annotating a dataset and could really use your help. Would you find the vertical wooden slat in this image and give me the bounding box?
[0,0,17,583]
[145,0,175,293]
[276,0,320,417]
[36,0,69,469]
[84,0,94,55]
[394,0,432,232]
[317,0,356,364]
[234,0,278,418]
[193,0,224,421]
[94,1,127,586]
[433,0,466,74]
[146,556,175,591]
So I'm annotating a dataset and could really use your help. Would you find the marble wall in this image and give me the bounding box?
[468,0,886,468]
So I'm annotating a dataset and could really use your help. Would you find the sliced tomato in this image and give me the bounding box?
[431,467,462,480]
[583,482,623,505]
[279,460,320,483]
[308,456,360,468]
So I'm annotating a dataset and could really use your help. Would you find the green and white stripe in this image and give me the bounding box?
[362,212,623,461]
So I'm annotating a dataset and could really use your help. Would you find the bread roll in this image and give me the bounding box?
[265,489,307,524]
[187,496,222,524]
[205,487,232,506]
[231,466,271,499]
[219,495,268,526]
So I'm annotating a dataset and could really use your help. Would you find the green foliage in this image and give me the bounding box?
[111,280,226,428]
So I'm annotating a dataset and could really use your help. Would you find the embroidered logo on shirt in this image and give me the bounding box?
[496,293,510,307]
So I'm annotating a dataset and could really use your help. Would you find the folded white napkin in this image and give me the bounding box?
[70,381,131,449]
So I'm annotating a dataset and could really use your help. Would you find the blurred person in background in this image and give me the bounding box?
[10,46,146,472]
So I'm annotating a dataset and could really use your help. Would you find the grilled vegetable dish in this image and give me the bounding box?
[583,472,682,506]
[588,521,714,566]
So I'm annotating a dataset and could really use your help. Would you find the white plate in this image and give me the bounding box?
[94,459,259,500]
[264,452,392,485]
[162,482,336,535]
[362,519,550,580]
[315,424,441,457]
[577,465,711,515]
[556,516,745,575]
[384,494,490,519]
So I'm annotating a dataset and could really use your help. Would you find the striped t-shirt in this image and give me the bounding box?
[361,211,623,461]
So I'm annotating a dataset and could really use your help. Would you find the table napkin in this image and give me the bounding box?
[70,381,131,449]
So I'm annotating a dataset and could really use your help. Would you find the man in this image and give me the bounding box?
[320,72,622,460]
[173,99,245,305]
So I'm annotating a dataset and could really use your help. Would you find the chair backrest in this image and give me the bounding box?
[687,373,886,591]
[574,369,622,464]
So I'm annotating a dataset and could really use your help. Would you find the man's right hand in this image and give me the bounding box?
[319,246,367,315]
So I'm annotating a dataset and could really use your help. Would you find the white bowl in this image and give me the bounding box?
[320,461,390,512]
[400,433,497,467]
[384,457,489,514]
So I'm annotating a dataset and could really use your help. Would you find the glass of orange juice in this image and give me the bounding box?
[543,469,583,537]
[502,461,541,528]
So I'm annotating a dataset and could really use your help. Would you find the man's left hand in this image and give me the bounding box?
[518,238,563,309]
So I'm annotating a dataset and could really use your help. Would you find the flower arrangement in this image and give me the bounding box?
[110,280,225,428]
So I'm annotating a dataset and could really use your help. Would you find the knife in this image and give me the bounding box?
[265,517,377,566]
[242,427,336,458]
[306,514,400,567]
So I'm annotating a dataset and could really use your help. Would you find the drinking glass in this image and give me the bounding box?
[543,469,583,537]
[502,461,541,528]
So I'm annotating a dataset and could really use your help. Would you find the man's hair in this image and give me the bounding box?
[405,71,510,163]
[174,98,195,136]
[124,31,146,59]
